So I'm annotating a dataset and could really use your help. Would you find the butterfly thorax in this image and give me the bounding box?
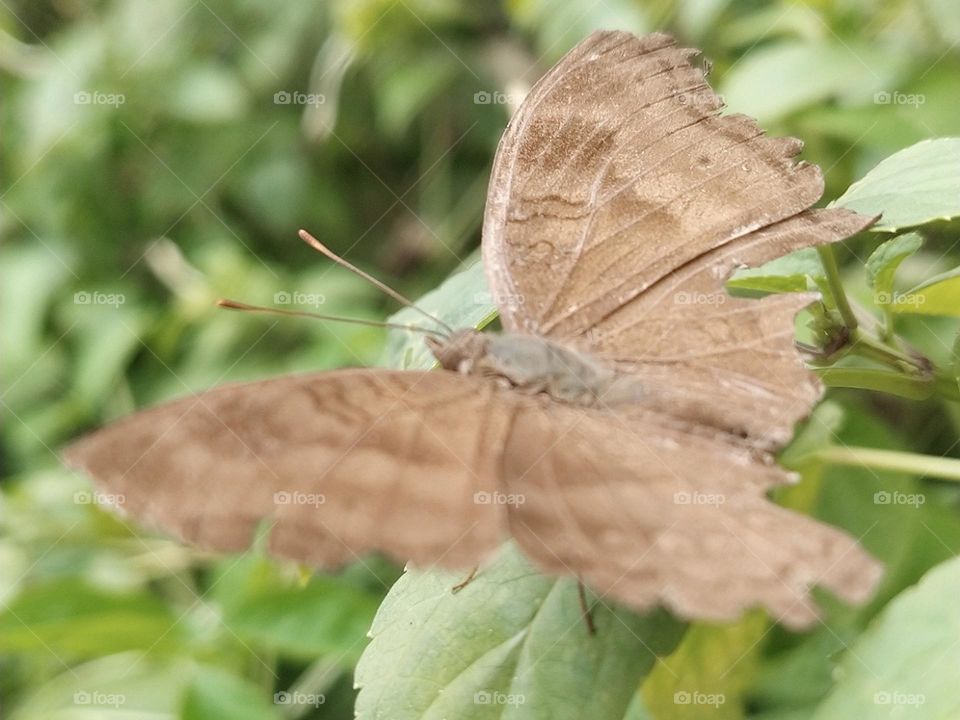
[426,329,644,406]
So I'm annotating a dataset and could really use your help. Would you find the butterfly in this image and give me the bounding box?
[66,31,882,629]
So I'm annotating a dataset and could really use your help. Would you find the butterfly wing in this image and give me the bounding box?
[482,30,875,443]
[590,210,875,447]
[504,400,881,629]
[65,369,516,569]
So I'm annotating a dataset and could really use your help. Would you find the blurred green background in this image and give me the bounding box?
[2,0,960,718]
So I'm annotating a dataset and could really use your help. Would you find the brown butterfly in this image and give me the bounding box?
[65,31,882,629]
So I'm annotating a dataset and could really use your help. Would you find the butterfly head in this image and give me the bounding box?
[425,329,490,373]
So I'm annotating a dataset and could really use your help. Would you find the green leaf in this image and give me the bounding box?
[0,579,179,660]
[890,264,960,316]
[222,576,381,662]
[383,262,495,370]
[813,555,960,719]
[834,138,960,231]
[641,613,769,719]
[182,665,282,720]
[719,40,902,123]
[355,544,685,720]
[726,248,827,297]
[953,331,960,392]
[10,653,196,720]
[864,232,923,300]
[780,401,847,471]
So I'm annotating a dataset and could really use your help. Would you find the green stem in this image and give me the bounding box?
[817,245,859,331]
[879,304,897,344]
[813,445,960,482]
[816,367,935,400]
[850,330,929,374]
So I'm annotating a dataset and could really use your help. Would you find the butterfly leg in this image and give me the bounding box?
[577,581,597,636]
[451,565,479,593]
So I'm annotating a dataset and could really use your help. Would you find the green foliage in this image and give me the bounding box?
[356,545,684,720]
[834,138,960,231]
[813,556,960,719]
[2,1,960,719]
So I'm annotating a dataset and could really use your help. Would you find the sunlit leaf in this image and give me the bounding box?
[0,579,180,659]
[891,264,960,316]
[355,544,684,720]
[834,138,960,231]
[813,555,960,719]
[726,248,828,298]
[182,665,282,720]
[222,576,381,662]
[865,233,924,301]
[720,40,902,123]
[641,614,768,719]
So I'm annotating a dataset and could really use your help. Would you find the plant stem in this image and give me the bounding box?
[816,367,935,400]
[813,445,960,482]
[817,245,859,331]
[850,330,929,374]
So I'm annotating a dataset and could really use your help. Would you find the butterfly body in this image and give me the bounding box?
[427,329,644,406]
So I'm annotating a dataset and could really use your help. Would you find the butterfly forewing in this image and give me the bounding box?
[65,370,515,569]
[481,31,875,446]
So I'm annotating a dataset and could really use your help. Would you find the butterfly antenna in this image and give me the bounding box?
[298,229,454,336]
[216,299,448,337]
